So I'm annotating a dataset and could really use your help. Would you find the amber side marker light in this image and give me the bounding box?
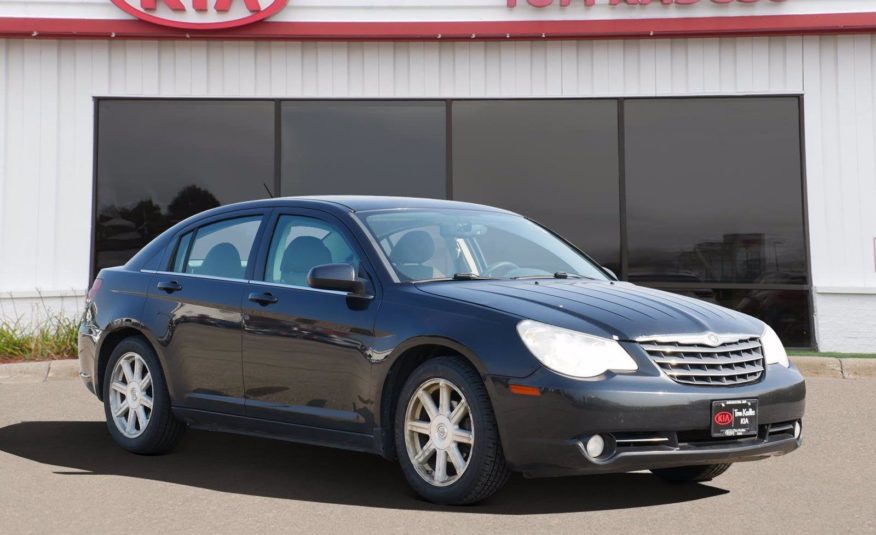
[508,384,542,397]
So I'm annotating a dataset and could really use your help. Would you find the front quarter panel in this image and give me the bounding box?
[368,284,541,441]
[372,285,538,379]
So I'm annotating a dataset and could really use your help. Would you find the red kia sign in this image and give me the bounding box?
[714,411,733,426]
[110,0,288,30]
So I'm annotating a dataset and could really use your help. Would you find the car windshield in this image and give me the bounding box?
[359,209,610,282]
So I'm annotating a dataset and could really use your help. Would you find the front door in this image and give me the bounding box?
[242,211,380,433]
[144,212,266,415]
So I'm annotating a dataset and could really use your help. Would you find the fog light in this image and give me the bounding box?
[794,421,802,439]
[586,434,605,458]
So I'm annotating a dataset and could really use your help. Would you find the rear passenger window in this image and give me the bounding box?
[171,216,262,280]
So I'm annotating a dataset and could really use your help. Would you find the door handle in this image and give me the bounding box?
[156,280,183,293]
[248,292,279,305]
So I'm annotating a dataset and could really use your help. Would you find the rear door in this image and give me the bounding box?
[242,209,381,433]
[144,210,268,415]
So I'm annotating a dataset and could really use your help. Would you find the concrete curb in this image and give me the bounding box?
[789,356,876,379]
[0,360,79,384]
[0,357,874,384]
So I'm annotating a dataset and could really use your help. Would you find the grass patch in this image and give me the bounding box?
[0,314,78,362]
[790,351,876,359]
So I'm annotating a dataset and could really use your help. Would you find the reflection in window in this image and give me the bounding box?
[624,98,807,285]
[664,288,811,348]
[94,100,274,278]
[281,101,446,198]
[451,100,621,273]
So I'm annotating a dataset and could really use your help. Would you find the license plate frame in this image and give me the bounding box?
[711,399,758,438]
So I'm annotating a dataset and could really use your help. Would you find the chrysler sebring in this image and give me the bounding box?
[78,196,805,504]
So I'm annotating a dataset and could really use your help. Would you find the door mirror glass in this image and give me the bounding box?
[308,263,367,296]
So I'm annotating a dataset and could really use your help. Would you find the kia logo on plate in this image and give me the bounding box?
[714,411,734,426]
[111,0,288,30]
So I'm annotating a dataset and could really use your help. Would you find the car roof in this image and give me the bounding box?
[215,196,518,215]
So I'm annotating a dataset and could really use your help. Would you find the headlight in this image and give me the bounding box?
[761,324,789,367]
[516,320,637,378]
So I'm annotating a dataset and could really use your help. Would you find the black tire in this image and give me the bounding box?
[651,463,732,483]
[394,356,510,505]
[102,336,185,455]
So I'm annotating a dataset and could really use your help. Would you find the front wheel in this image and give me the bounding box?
[651,463,732,483]
[102,336,185,455]
[395,357,510,505]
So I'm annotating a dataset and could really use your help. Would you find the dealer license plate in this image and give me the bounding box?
[711,399,758,438]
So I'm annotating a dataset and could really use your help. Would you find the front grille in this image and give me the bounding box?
[639,336,765,386]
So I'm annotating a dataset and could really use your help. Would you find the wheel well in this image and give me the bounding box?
[95,328,148,400]
[378,344,479,460]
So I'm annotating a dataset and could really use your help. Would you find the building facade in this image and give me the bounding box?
[1,1,875,352]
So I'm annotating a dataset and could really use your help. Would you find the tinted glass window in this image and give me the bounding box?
[281,101,446,198]
[265,215,360,287]
[176,216,262,280]
[664,288,811,348]
[624,98,806,285]
[95,100,274,278]
[452,100,621,273]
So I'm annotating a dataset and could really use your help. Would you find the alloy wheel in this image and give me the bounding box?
[108,352,154,439]
[404,378,474,487]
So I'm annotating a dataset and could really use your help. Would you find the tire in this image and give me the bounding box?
[651,463,732,483]
[102,336,185,455]
[394,356,510,505]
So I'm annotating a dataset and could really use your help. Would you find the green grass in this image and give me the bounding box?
[0,313,78,362]
[790,351,876,359]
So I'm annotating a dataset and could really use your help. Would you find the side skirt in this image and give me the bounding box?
[172,407,381,455]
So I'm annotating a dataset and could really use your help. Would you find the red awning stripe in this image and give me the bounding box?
[2,12,876,41]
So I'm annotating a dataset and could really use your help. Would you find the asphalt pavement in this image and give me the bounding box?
[0,377,873,534]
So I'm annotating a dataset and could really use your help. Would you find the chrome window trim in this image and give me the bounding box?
[140,269,247,284]
[250,279,366,298]
[140,269,368,299]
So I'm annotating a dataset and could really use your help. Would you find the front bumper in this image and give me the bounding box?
[487,363,806,478]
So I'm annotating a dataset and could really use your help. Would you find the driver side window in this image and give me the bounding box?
[264,215,360,288]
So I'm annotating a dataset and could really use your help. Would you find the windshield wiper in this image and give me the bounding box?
[451,272,496,281]
[553,271,592,279]
[511,272,595,281]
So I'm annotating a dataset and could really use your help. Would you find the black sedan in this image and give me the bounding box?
[78,196,805,505]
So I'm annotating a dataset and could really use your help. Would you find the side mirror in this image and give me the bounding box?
[307,263,370,297]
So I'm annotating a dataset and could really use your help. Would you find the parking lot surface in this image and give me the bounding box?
[0,377,873,534]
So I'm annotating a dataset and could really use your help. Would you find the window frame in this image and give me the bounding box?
[250,207,382,295]
[156,208,271,283]
[262,214,362,287]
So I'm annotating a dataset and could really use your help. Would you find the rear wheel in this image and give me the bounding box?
[395,357,510,505]
[651,463,732,483]
[102,336,185,455]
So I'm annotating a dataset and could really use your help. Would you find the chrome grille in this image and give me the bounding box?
[639,336,764,386]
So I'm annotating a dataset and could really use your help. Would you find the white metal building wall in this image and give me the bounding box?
[0,35,874,350]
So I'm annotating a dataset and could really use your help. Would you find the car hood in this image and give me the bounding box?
[415,279,764,341]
